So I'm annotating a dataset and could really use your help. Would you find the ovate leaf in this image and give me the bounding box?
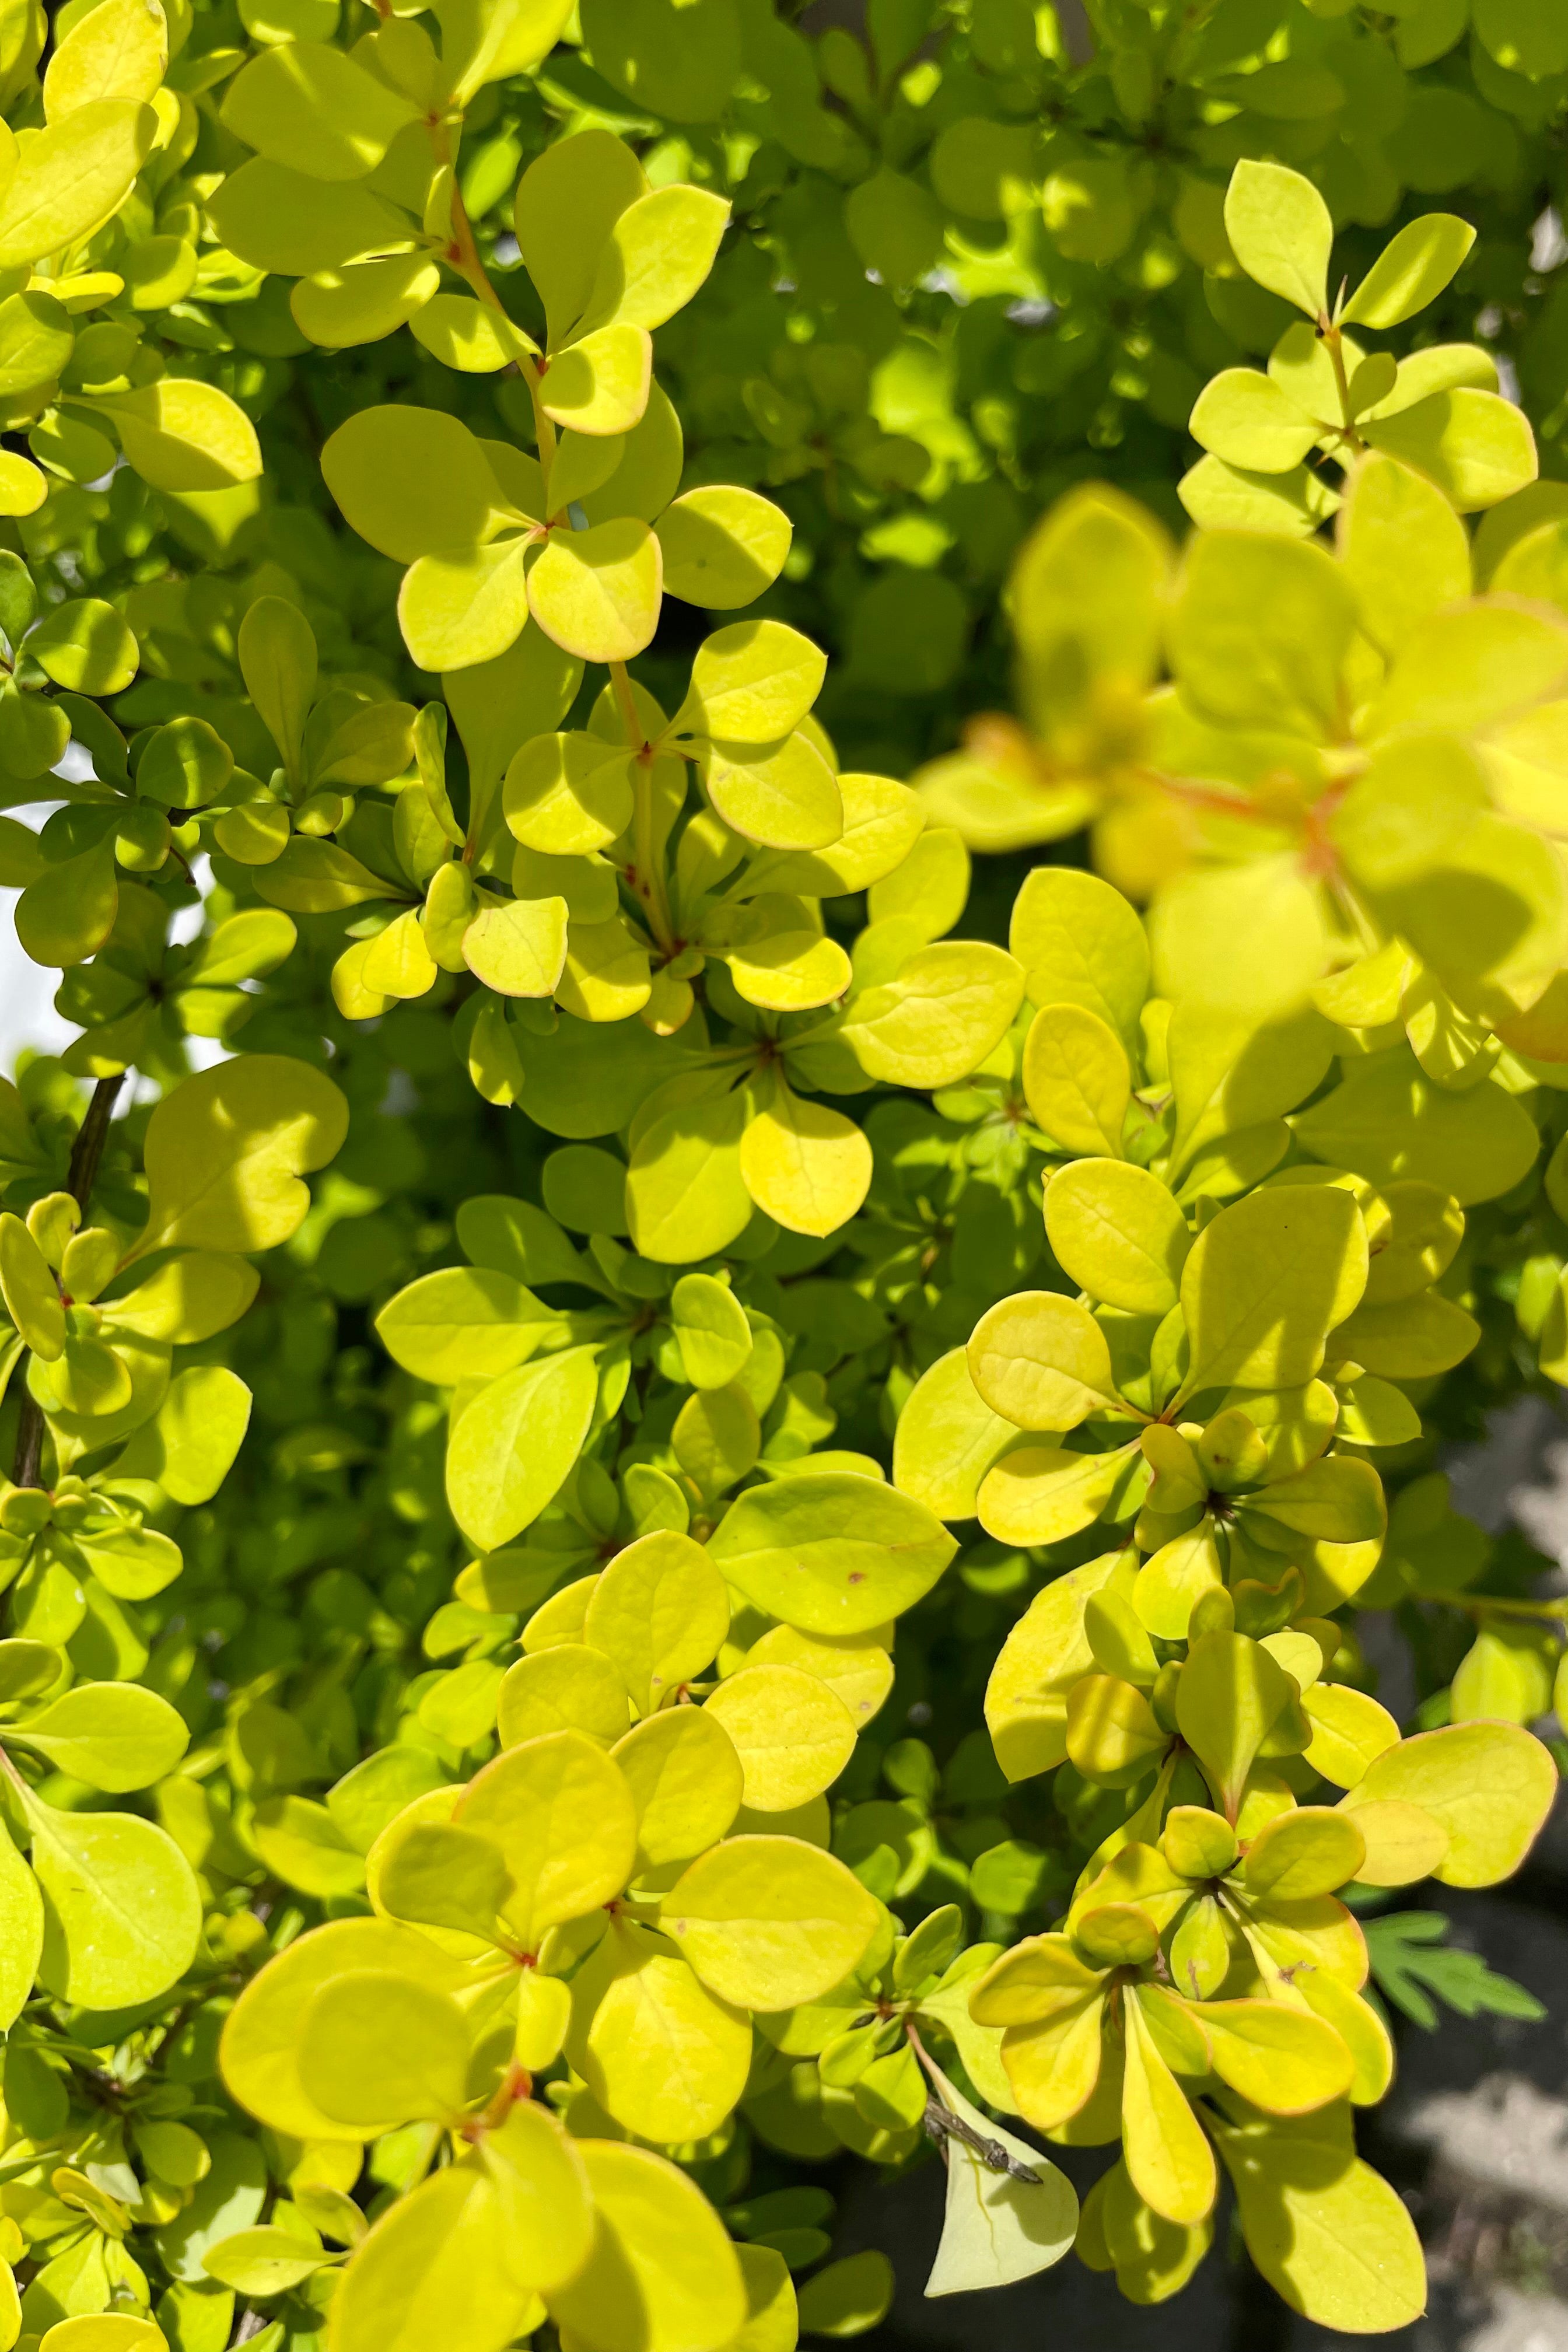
[8,1683,189,1792]
[1343,214,1476,329]
[1209,2104,1426,2332]
[660,1835,878,2009]
[445,1348,598,1550]
[891,1348,1016,1521]
[708,1473,956,1635]
[1340,1721,1556,1887]
[27,1796,201,2008]
[1223,159,1333,317]
[546,2141,746,2352]
[1180,1185,1367,1395]
[134,1057,348,1258]
[455,1728,637,1952]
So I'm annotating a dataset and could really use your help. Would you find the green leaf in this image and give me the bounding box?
[578,184,730,335]
[445,1346,598,1550]
[1342,214,1476,328]
[1340,1720,1557,1886]
[1293,1054,1539,1206]
[546,2139,746,2352]
[1178,451,1337,534]
[527,519,662,664]
[26,1792,202,2008]
[673,1382,761,1497]
[239,596,314,777]
[29,600,137,696]
[709,1471,956,1635]
[670,1270,752,1388]
[891,1347,1016,1520]
[220,40,420,180]
[1175,1632,1297,1821]
[1363,1912,1546,2031]
[682,620,826,744]
[0,1822,42,2030]
[0,1210,64,1358]
[539,323,652,438]
[1170,531,1356,743]
[209,156,405,275]
[514,128,648,352]
[44,0,166,117]
[579,0,743,119]
[626,1086,752,1265]
[794,2253,895,2338]
[93,380,262,495]
[101,1252,260,1345]
[328,2108,592,2350]
[298,1969,470,2129]
[703,734,843,853]
[322,407,515,564]
[0,100,155,270]
[583,1528,730,1712]
[1363,388,1539,514]
[505,733,634,857]
[8,1683,189,1791]
[657,486,792,608]
[612,1707,744,1868]
[660,1833,878,2010]
[202,2224,337,2295]
[569,1916,751,2144]
[738,1085,872,1240]
[979,1441,1139,1552]
[16,840,118,970]
[1223,159,1334,318]
[842,942,1025,1088]
[1336,450,1473,660]
[132,1057,346,1259]
[456,1727,638,1954]
[113,1364,251,1505]
[218,1917,464,2140]
[1189,370,1320,473]
[1208,2104,1426,2332]
[376,1265,554,1384]
[1021,1003,1130,1157]
[704,1663,856,1812]
[967,1291,1124,1431]
[1045,1160,1188,1317]
[1180,1184,1367,1395]
[249,1796,368,1897]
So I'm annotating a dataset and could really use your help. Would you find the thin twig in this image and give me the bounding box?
[920,2096,1041,2185]
[11,1072,124,1489]
[905,2018,1040,2183]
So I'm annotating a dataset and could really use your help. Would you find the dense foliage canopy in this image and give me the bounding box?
[0,0,1566,2346]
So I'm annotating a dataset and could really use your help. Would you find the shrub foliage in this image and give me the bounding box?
[0,2,1564,2348]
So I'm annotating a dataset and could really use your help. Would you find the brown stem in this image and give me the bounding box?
[11,1073,123,1490]
[65,1073,123,1205]
[907,2021,1041,2184]
[426,123,558,472]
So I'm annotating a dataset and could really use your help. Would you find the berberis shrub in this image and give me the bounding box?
[1,0,1568,2346]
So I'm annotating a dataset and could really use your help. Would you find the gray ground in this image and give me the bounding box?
[834,1399,1568,2351]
